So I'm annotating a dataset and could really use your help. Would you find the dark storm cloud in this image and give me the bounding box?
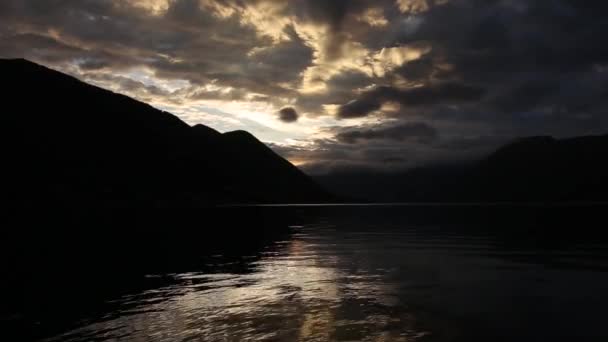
[338,98,383,119]
[296,70,374,114]
[3,0,608,172]
[0,32,86,62]
[489,79,559,114]
[0,0,307,95]
[278,107,299,123]
[287,0,608,171]
[337,83,485,118]
[245,25,314,85]
[292,0,365,30]
[326,70,372,90]
[289,0,372,60]
[398,0,608,87]
[336,122,439,144]
[78,58,111,71]
[331,0,608,166]
[393,54,436,81]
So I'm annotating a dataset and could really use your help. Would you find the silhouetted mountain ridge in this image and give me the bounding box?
[316,134,608,202]
[1,58,331,206]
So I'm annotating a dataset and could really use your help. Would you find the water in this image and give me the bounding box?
[6,205,608,341]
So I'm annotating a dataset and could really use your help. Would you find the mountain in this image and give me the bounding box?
[475,135,608,201]
[316,135,608,202]
[0,58,331,207]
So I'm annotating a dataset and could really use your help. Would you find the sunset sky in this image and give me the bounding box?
[2,0,608,173]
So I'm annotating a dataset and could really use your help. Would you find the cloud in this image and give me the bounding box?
[395,0,449,14]
[278,107,299,123]
[3,0,608,171]
[336,122,439,144]
[337,83,485,118]
[338,98,383,119]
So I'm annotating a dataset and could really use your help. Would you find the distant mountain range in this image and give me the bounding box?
[316,134,608,203]
[0,59,332,207]
[2,59,606,207]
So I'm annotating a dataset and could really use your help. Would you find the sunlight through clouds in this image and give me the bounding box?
[123,0,170,15]
[4,0,608,171]
[372,44,432,77]
[395,0,450,14]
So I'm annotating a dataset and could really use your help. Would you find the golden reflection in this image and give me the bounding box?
[50,230,425,341]
[288,239,337,341]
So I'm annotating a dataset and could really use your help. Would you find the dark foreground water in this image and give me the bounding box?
[4,205,608,341]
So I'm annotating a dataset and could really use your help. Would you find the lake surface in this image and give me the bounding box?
[6,205,608,341]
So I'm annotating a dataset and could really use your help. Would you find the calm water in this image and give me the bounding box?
[10,205,608,341]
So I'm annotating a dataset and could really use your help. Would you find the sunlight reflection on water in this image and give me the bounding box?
[48,225,429,342]
[43,206,608,342]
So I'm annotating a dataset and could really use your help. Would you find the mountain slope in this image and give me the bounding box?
[0,58,330,206]
[476,135,608,201]
[316,135,608,202]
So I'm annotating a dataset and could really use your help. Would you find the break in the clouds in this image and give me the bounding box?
[2,0,608,173]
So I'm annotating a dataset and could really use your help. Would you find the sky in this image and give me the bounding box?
[2,0,608,174]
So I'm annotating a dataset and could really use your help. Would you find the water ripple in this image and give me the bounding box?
[43,214,608,342]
